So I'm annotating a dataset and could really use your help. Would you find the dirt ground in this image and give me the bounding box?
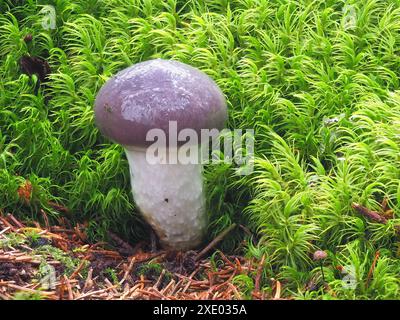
[0,212,276,300]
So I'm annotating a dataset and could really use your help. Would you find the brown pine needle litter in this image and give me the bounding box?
[0,213,280,300]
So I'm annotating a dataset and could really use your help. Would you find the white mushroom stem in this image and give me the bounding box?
[124,147,206,250]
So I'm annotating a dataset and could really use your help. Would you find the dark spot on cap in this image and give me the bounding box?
[104,103,113,113]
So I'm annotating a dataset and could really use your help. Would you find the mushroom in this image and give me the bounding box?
[94,59,227,250]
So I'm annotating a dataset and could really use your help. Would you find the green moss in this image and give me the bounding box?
[232,275,254,300]
[0,232,26,249]
[136,262,172,284]
[104,267,120,285]
[33,245,86,276]
[13,291,44,300]
[136,262,163,277]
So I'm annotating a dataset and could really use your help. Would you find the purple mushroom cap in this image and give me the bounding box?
[94,59,227,148]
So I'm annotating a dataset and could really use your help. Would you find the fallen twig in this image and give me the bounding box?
[153,269,166,290]
[48,201,70,214]
[254,254,266,292]
[366,251,380,288]
[273,279,281,300]
[7,213,25,229]
[108,231,136,256]
[352,203,388,224]
[82,268,94,293]
[40,209,50,230]
[195,223,237,261]
[76,285,119,300]
[69,259,88,280]
[120,257,136,285]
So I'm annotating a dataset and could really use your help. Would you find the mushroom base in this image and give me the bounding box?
[125,148,206,250]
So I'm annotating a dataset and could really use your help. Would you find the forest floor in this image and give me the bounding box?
[0,212,278,300]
